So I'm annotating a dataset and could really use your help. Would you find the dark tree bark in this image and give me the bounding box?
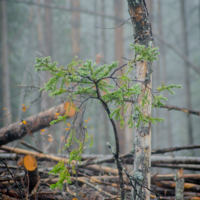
[127,1,154,199]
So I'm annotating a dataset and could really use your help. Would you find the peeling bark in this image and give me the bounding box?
[127,1,154,199]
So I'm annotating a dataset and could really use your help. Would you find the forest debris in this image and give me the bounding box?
[151,173,200,180]
[152,164,200,171]
[0,145,70,163]
[77,178,115,198]
[151,144,200,154]
[0,146,119,175]
[151,156,200,164]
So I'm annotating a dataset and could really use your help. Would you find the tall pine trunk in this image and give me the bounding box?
[127,1,154,199]
[71,0,80,57]
[180,0,193,152]
[114,0,125,153]
[157,1,172,147]
[2,1,12,126]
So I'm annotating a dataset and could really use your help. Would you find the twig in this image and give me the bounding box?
[152,144,200,154]
[157,104,200,116]
[125,98,200,116]
[0,158,23,199]
[20,141,43,153]
[77,178,115,198]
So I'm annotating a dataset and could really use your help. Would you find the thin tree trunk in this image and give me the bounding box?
[155,2,161,150]
[100,0,109,154]
[94,1,98,55]
[145,0,153,23]
[180,0,193,149]
[157,1,173,147]
[155,59,160,149]
[71,0,80,57]
[44,0,56,153]
[93,1,100,154]
[101,0,106,62]
[18,68,28,122]
[127,1,154,199]
[2,1,12,126]
[36,0,46,151]
[114,0,125,154]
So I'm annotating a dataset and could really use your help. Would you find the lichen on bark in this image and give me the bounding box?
[127,1,154,199]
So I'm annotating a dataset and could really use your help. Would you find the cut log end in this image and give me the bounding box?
[23,154,37,171]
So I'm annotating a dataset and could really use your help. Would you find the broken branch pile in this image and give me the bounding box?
[1,146,200,199]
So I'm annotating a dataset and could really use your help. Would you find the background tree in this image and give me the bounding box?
[0,0,199,168]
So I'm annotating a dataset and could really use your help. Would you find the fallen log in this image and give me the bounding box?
[0,102,77,146]
[156,181,200,192]
[152,164,200,171]
[151,145,200,154]
[0,145,119,175]
[2,146,200,173]
[151,156,200,165]
[151,173,200,181]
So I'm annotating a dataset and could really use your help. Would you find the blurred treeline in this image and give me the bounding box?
[0,0,200,157]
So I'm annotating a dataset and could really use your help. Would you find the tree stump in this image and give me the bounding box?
[23,154,39,193]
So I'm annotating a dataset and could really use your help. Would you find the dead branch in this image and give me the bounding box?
[152,164,200,171]
[126,98,200,116]
[151,173,200,180]
[156,104,200,116]
[152,144,200,154]
[151,156,200,165]
[21,141,43,153]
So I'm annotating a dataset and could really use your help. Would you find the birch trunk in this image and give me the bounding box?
[127,1,154,199]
